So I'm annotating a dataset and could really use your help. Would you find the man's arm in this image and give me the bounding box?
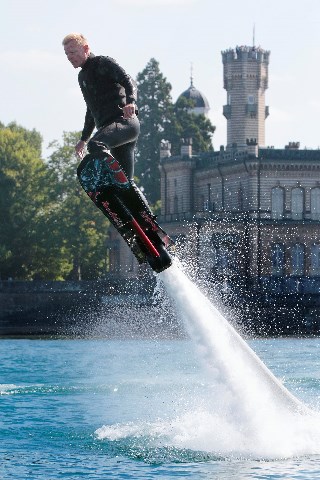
[76,108,95,159]
[81,108,95,142]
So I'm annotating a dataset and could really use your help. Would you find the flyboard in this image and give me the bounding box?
[77,153,173,273]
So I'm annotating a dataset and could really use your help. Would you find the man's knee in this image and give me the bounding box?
[87,139,109,155]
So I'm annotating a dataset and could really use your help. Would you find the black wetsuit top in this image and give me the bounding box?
[78,53,137,142]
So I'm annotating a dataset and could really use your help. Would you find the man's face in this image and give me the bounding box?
[64,40,89,68]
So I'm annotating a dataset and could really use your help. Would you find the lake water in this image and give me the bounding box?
[1,264,320,479]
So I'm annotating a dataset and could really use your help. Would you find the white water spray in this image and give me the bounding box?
[97,261,320,458]
[159,263,305,413]
[156,262,320,457]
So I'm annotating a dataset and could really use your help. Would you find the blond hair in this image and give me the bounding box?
[62,33,88,46]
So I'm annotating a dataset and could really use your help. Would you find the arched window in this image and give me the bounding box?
[271,243,285,276]
[310,244,320,275]
[271,187,284,219]
[291,243,305,276]
[311,187,320,221]
[291,187,304,220]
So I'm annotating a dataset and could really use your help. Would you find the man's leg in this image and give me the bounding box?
[109,142,153,216]
[87,117,140,172]
[84,118,154,220]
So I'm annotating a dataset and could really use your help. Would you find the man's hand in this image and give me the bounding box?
[123,103,136,120]
[75,140,87,159]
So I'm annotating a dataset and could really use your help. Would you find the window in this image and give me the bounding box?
[291,187,304,220]
[291,244,305,276]
[310,244,320,275]
[311,187,320,220]
[271,187,285,219]
[238,186,244,211]
[215,247,237,275]
[173,195,178,214]
[271,243,285,276]
[199,194,204,212]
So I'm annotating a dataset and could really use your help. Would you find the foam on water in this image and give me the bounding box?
[96,261,320,459]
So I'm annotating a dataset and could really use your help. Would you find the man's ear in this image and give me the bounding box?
[84,44,90,54]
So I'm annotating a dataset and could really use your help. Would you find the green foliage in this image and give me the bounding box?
[0,125,110,280]
[0,61,216,279]
[172,96,215,154]
[47,131,111,280]
[0,125,47,279]
[135,58,178,204]
[135,58,215,204]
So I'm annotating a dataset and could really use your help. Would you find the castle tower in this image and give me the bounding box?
[221,45,270,153]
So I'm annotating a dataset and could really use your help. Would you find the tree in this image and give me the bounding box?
[0,124,112,280]
[0,124,51,279]
[135,59,216,205]
[135,58,177,205]
[5,121,43,156]
[47,132,111,280]
[171,95,215,155]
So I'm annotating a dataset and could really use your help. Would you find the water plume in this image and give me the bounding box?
[96,261,320,459]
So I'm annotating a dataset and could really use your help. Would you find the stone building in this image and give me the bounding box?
[106,44,320,332]
[159,45,320,332]
[160,143,320,283]
[159,140,320,333]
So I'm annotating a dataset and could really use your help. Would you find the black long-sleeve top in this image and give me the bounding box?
[78,53,137,142]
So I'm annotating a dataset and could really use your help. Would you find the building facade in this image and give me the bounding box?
[159,143,320,332]
[106,44,320,332]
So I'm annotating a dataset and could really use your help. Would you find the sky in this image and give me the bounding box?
[2,0,320,157]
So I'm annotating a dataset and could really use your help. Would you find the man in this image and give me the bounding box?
[63,33,140,178]
[62,33,172,272]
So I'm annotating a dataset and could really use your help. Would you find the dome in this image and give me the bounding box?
[177,77,210,116]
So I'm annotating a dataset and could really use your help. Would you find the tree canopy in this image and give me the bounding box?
[0,124,110,280]
[135,58,176,204]
[0,60,216,279]
[0,123,48,279]
[47,131,110,280]
[135,58,215,204]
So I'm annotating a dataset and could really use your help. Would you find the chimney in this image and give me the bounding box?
[180,138,192,157]
[285,142,300,150]
[160,140,171,159]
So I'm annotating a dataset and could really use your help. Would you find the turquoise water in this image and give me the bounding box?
[2,264,320,478]
[1,337,320,479]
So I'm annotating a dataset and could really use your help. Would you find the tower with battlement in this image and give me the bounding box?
[222,45,270,153]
